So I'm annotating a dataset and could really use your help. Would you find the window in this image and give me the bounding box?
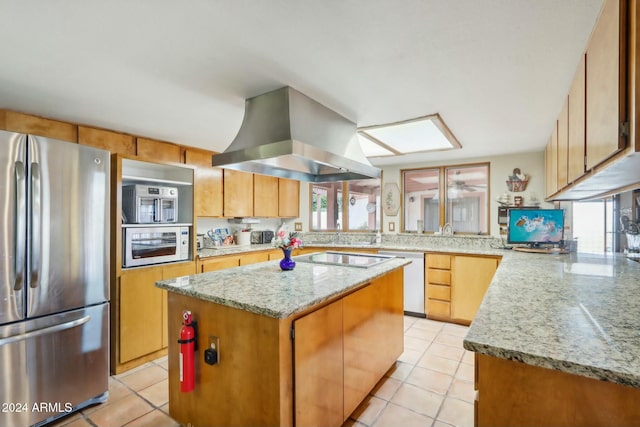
[310,179,381,231]
[402,163,489,234]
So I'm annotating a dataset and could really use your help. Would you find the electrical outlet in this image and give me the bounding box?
[204,335,220,365]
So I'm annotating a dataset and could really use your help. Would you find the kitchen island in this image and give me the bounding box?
[156,254,409,427]
[464,252,640,426]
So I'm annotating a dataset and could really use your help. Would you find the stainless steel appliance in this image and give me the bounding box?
[1,130,110,427]
[379,251,425,317]
[250,230,275,244]
[212,86,381,182]
[295,251,394,268]
[123,226,190,268]
[122,184,178,223]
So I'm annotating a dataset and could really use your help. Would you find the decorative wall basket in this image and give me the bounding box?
[506,179,529,192]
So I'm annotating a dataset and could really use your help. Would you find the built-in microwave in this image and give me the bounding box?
[123,226,189,268]
[122,184,178,224]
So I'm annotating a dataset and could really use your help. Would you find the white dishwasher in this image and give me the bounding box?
[379,251,425,317]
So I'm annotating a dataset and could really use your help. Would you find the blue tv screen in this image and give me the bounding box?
[507,208,564,245]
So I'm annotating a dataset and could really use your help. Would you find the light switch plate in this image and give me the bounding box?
[294,222,302,231]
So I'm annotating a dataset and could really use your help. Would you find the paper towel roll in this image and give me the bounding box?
[236,231,252,246]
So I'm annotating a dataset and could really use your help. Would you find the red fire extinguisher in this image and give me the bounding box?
[178,310,195,392]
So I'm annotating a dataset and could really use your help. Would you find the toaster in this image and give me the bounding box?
[262,230,274,244]
[250,230,275,244]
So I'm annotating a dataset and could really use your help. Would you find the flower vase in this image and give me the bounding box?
[279,248,296,271]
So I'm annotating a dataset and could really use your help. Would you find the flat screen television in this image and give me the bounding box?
[507,208,564,247]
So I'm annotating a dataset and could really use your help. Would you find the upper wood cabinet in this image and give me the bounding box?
[78,125,136,156]
[545,124,558,198]
[136,137,182,163]
[223,169,254,217]
[254,174,279,217]
[0,110,77,142]
[184,148,223,217]
[567,54,586,184]
[557,100,569,190]
[585,0,625,170]
[278,178,300,218]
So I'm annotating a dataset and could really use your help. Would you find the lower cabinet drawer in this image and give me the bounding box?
[427,284,451,301]
[427,268,451,285]
[428,299,451,318]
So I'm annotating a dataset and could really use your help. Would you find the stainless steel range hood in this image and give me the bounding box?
[212,87,381,182]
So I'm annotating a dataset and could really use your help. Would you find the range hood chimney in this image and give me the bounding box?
[212,87,381,182]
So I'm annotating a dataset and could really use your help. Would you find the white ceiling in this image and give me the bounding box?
[0,0,604,166]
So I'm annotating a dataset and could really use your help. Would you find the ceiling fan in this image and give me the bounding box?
[426,171,486,192]
[449,171,486,192]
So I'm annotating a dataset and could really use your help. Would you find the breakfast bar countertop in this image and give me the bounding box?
[156,256,410,319]
[463,251,640,389]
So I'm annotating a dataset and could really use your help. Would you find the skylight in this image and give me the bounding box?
[358,114,461,158]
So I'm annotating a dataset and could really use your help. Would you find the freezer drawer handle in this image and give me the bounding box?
[14,161,26,291]
[0,315,90,346]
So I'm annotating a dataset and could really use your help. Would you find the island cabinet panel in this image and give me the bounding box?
[343,268,403,419]
[293,300,344,427]
[450,256,499,324]
[223,169,254,217]
[279,178,300,218]
[184,148,223,217]
[161,262,197,348]
[167,293,287,427]
[254,174,280,217]
[0,110,77,142]
[585,0,625,171]
[476,353,640,427]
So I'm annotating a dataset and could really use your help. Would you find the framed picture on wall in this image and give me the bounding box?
[383,183,400,216]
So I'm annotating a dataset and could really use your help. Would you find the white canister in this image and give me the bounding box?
[236,231,252,246]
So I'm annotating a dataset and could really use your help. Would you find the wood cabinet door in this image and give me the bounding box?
[239,252,269,265]
[0,110,77,142]
[568,54,586,183]
[557,99,569,190]
[278,178,300,218]
[293,299,344,427]
[451,256,498,323]
[199,256,240,273]
[136,137,182,163]
[78,126,136,156]
[545,127,558,197]
[223,169,254,217]
[184,148,223,217]
[585,0,625,170]
[253,174,279,217]
[119,267,164,363]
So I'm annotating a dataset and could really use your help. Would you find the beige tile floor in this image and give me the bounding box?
[50,316,473,427]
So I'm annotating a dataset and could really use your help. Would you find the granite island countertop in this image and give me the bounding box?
[463,251,640,388]
[156,256,410,319]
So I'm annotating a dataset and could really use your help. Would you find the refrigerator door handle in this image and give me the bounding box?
[154,198,161,222]
[14,161,26,291]
[0,315,90,346]
[30,162,41,288]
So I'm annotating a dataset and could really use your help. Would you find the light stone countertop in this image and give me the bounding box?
[195,234,640,388]
[157,255,410,319]
[464,251,640,388]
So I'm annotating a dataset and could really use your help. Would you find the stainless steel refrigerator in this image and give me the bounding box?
[0,130,110,427]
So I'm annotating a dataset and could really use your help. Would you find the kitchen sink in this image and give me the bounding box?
[294,251,394,268]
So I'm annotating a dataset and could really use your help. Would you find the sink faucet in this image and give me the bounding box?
[442,223,453,236]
